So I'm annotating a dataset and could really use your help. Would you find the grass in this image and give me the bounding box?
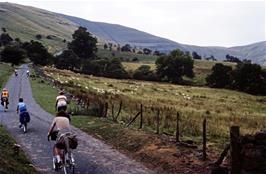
[31,70,222,173]
[30,69,59,114]
[97,48,158,61]
[0,126,37,174]
[122,60,236,85]
[43,66,266,143]
[0,63,14,89]
[0,63,36,174]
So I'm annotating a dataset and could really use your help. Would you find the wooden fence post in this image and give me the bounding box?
[103,102,108,118]
[139,104,143,129]
[115,101,122,120]
[111,103,114,119]
[230,126,241,174]
[202,118,207,160]
[176,112,180,142]
[156,109,160,134]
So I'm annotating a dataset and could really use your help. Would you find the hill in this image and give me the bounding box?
[0,2,265,64]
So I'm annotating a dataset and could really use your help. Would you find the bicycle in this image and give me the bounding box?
[2,98,8,112]
[53,133,76,174]
[19,112,30,133]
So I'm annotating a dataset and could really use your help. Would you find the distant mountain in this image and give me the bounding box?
[1,2,265,64]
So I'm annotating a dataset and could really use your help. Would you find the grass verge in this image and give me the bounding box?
[0,126,37,174]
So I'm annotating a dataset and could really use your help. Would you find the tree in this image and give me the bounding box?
[143,48,152,55]
[105,58,129,79]
[121,44,131,52]
[0,45,26,66]
[104,44,108,50]
[22,40,54,65]
[225,54,241,63]
[133,65,157,81]
[0,33,13,46]
[2,27,6,32]
[68,26,97,60]
[206,63,232,88]
[192,51,202,59]
[156,49,194,83]
[231,62,266,95]
[35,34,42,40]
[81,58,129,79]
[55,50,80,70]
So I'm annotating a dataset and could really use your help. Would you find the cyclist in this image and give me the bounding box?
[47,110,71,169]
[17,98,30,128]
[55,91,67,112]
[1,88,9,109]
[26,70,30,77]
[15,69,18,76]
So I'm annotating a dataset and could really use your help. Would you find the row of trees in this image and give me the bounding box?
[206,63,266,95]
[1,27,264,95]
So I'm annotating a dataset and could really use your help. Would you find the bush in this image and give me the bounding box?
[0,45,26,66]
[231,63,266,95]
[22,40,54,65]
[55,50,80,70]
[156,49,194,83]
[133,65,157,81]
[206,63,232,88]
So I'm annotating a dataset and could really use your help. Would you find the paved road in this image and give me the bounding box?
[0,64,153,174]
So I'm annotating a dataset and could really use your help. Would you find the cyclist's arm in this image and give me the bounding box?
[48,121,56,136]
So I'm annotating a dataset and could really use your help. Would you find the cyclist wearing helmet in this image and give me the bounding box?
[55,90,67,112]
[1,88,9,108]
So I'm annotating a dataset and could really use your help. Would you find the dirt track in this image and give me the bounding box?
[0,64,153,174]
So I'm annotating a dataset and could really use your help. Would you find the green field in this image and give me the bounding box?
[97,48,158,62]
[0,63,36,174]
[122,60,236,85]
[0,63,14,89]
[42,66,266,144]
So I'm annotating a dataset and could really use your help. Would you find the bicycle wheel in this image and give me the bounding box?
[23,122,27,133]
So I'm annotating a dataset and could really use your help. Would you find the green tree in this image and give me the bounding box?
[68,26,97,59]
[0,45,26,66]
[55,50,80,70]
[156,49,194,83]
[206,63,232,88]
[121,44,131,52]
[22,40,54,65]
[231,62,266,95]
[133,65,157,81]
[192,51,202,59]
[0,33,13,46]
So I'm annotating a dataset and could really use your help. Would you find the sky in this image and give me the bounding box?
[1,0,265,47]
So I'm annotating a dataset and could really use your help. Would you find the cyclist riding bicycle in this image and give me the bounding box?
[1,88,9,109]
[55,91,67,112]
[14,69,18,76]
[26,70,30,77]
[17,98,30,128]
[47,111,72,168]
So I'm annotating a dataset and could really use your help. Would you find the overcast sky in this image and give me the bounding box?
[1,0,265,47]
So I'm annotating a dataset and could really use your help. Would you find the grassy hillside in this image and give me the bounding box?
[1,2,265,64]
[0,2,77,53]
[43,67,266,141]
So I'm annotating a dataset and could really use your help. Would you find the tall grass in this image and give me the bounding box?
[41,67,266,143]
